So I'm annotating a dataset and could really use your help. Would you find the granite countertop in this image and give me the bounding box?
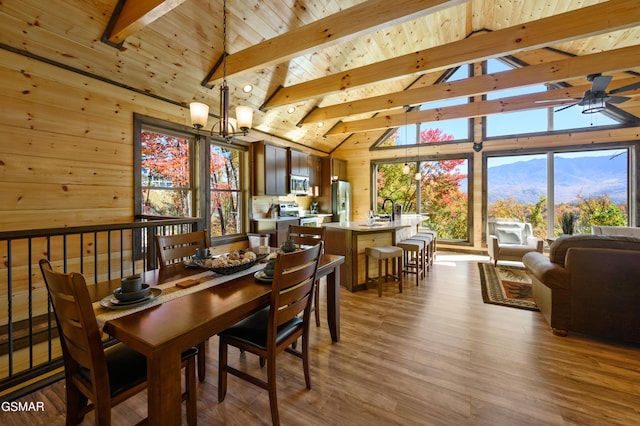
[253,213,332,221]
[322,215,426,231]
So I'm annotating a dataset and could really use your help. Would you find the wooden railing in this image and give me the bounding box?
[0,216,203,398]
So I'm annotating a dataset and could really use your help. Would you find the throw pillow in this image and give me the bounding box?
[496,227,523,244]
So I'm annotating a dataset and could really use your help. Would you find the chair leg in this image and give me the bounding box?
[302,330,311,390]
[185,354,197,426]
[314,281,320,327]
[197,341,206,382]
[65,381,87,426]
[377,258,383,297]
[267,358,280,426]
[398,256,403,293]
[217,338,228,403]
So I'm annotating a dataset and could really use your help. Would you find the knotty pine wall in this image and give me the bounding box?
[2,46,639,254]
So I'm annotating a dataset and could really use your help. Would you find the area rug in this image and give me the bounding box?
[478,262,539,311]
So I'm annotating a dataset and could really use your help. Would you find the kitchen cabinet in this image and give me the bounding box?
[289,149,309,177]
[332,158,347,181]
[252,142,288,196]
[308,154,322,196]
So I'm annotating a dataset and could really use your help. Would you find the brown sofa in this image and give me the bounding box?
[522,235,640,343]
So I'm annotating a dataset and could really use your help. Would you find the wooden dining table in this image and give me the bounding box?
[101,253,343,426]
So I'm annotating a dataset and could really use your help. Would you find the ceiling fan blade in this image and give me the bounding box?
[591,75,612,92]
[605,95,630,104]
[609,81,640,94]
[535,97,581,103]
[554,103,578,113]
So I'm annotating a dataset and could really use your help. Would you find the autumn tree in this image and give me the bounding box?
[141,131,190,216]
[377,127,468,240]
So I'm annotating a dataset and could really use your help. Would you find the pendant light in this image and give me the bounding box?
[189,0,253,142]
[402,105,410,174]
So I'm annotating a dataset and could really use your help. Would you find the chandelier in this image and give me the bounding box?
[190,0,253,142]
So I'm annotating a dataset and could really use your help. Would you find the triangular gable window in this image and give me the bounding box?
[376,65,471,148]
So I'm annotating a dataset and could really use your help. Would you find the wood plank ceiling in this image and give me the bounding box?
[1,0,639,153]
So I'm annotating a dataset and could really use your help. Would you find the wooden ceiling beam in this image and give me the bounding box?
[107,0,189,44]
[324,78,640,135]
[263,0,640,110]
[301,45,640,124]
[204,0,464,85]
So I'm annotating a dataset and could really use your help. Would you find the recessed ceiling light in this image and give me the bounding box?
[287,106,296,114]
[317,122,324,128]
[242,84,253,93]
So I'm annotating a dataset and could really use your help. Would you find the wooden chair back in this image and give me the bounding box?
[287,225,325,249]
[39,259,110,390]
[269,244,322,338]
[155,229,209,267]
[39,259,133,423]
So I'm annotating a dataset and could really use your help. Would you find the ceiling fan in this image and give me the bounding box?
[543,74,640,113]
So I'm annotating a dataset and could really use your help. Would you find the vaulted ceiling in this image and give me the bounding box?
[2,0,640,154]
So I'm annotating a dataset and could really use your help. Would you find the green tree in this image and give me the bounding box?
[576,193,626,232]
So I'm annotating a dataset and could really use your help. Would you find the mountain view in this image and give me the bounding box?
[487,154,628,204]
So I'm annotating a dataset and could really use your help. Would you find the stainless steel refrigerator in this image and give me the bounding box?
[331,181,351,222]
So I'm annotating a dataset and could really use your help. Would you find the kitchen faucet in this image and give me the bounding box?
[381,198,394,220]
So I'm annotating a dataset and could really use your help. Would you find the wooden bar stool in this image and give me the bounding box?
[417,229,437,264]
[365,246,403,297]
[397,239,425,286]
[412,233,434,270]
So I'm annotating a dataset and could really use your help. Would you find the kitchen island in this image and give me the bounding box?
[323,215,427,291]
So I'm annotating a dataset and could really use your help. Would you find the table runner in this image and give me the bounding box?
[94,263,265,329]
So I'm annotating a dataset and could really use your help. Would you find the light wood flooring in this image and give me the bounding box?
[3,252,640,425]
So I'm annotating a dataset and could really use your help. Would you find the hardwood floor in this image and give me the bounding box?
[3,252,640,425]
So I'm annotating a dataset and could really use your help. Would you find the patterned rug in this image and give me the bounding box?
[478,262,539,311]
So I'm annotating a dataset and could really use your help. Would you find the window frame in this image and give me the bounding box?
[134,113,249,245]
[482,141,639,244]
[371,152,474,246]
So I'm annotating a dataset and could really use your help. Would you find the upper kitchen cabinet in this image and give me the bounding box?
[308,154,323,195]
[322,156,347,182]
[252,142,288,196]
[288,149,309,177]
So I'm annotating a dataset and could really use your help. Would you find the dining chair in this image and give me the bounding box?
[217,244,322,426]
[287,224,325,327]
[155,229,209,267]
[155,229,209,382]
[39,259,198,426]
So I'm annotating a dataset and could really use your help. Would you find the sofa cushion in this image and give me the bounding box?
[591,226,640,238]
[496,227,523,244]
[549,235,640,266]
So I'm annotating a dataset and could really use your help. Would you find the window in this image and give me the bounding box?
[374,155,471,243]
[377,65,471,148]
[210,144,242,236]
[140,128,194,217]
[485,145,634,241]
[485,58,620,138]
[135,114,247,240]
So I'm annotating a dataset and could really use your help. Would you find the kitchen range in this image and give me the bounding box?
[280,203,318,227]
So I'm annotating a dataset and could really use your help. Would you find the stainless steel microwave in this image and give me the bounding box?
[290,175,310,195]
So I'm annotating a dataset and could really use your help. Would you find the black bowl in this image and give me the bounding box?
[114,284,151,302]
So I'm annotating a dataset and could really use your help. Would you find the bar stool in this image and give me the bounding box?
[407,234,432,271]
[417,229,437,264]
[396,239,425,286]
[365,246,403,297]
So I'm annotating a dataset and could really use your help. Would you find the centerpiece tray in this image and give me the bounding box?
[186,250,268,275]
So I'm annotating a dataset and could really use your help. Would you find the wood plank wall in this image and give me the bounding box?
[2,46,640,256]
